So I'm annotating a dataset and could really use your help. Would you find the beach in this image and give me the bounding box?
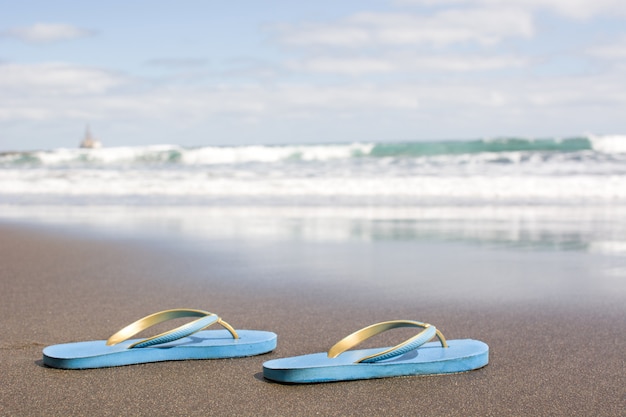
[1,137,625,415]
[1,215,624,416]
[4,0,626,411]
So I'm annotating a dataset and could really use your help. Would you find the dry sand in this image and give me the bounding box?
[0,222,624,416]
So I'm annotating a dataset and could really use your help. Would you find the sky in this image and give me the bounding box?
[1,0,625,151]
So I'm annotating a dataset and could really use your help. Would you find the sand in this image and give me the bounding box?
[0,222,624,416]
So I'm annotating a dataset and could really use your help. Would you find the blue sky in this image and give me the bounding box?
[1,0,625,150]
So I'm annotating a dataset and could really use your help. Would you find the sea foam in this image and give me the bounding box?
[1,135,625,206]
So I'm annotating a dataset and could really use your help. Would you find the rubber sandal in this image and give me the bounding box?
[43,309,277,369]
[263,320,488,383]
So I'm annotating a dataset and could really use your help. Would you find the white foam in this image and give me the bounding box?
[590,241,626,255]
[589,134,626,154]
[1,143,377,167]
[5,136,625,168]
[2,137,626,204]
[30,145,179,166]
[179,143,373,165]
[1,168,625,201]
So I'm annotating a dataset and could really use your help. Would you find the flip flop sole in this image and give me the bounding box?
[263,339,488,383]
[44,330,277,369]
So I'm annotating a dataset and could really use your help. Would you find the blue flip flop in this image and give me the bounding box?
[43,309,277,369]
[263,320,488,383]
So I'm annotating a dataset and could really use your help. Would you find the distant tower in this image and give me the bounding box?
[79,125,102,149]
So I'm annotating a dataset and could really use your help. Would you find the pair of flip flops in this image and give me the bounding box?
[42,309,489,383]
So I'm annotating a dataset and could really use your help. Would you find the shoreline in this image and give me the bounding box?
[0,221,624,416]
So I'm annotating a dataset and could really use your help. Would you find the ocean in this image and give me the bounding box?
[1,135,626,257]
[1,135,626,206]
[1,135,625,302]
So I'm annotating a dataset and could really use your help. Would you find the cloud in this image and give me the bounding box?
[1,0,624,145]
[275,7,531,77]
[0,61,421,124]
[588,36,626,59]
[287,54,527,75]
[0,63,127,96]
[275,8,534,48]
[287,57,395,74]
[0,62,129,122]
[2,60,623,125]
[2,23,94,43]
[1,59,624,147]
[394,0,626,19]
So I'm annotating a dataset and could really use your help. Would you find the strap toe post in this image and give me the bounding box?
[327,320,448,363]
[106,308,239,349]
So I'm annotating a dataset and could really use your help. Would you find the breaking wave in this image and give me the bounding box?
[1,135,625,168]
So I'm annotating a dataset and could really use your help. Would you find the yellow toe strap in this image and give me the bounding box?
[327,320,447,363]
[106,308,238,348]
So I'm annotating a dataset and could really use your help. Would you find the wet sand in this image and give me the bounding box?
[0,222,624,416]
